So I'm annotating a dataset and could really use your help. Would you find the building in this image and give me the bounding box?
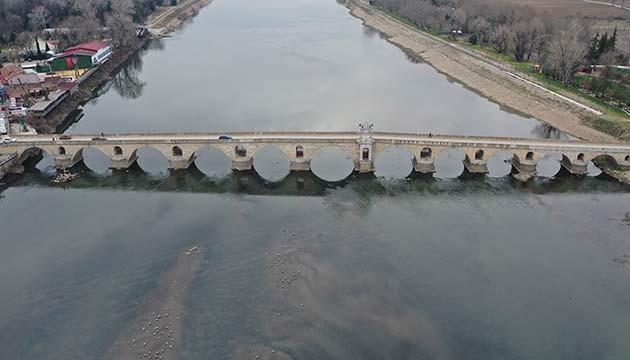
[0,65,40,86]
[49,41,112,72]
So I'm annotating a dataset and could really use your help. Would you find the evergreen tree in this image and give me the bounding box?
[35,36,42,56]
[598,32,609,56]
[587,33,600,63]
[609,27,618,52]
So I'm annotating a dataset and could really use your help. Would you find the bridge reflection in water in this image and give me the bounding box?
[3,127,630,183]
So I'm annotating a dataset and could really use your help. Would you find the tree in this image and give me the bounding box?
[526,17,545,61]
[106,0,136,48]
[510,21,530,61]
[492,24,510,54]
[544,20,588,85]
[587,33,600,64]
[28,6,51,32]
[600,51,618,81]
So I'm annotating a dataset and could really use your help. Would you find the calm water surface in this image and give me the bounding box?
[2,0,630,359]
[68,0,565,138]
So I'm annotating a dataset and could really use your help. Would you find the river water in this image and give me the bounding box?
[2,0,630,359]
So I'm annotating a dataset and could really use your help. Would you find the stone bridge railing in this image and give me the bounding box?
[2,131,630,182]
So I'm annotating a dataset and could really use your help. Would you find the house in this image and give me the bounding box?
[64,41,112,65]
[49,41,112,72]
[0,65,40,86]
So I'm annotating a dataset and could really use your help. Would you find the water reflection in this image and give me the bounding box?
[69,0,569,138]
[111,53,146,100]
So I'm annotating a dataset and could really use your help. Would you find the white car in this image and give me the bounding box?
[1,137,17,144]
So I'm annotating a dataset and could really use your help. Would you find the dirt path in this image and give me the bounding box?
[107,246,203,360]
[145,0,212,37]
[343,0,619,142]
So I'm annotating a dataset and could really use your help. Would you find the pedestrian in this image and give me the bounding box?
[101,132,104,137]
[428,132,432,138]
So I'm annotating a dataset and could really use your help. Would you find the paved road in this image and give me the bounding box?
[5,132,630,153]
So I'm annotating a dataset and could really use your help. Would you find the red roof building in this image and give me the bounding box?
[64,41,110,54]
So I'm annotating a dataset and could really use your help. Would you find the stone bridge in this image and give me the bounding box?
[2,129,630,182]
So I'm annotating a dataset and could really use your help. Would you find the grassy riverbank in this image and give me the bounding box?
[344,0,630,142]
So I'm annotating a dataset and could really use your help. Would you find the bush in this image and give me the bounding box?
[468,33,478,45]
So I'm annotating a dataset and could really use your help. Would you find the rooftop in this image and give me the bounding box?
[65,41,109,53]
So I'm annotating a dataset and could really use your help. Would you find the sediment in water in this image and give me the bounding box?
[107,246,203,360]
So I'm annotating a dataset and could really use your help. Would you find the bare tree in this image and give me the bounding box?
[510,21,530,61]
[600,51,618,80]
[493,24,510,54]
[526,17,545,61]
[545,20,588,85]
[106,0,136,48]
[28,6,51,32]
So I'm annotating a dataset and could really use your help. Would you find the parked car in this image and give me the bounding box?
[59,134,72,140]
[2,137,17,143]
[91,136,107,141]
[218,135,233,140]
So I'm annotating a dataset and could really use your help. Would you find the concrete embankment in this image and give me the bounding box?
[342,0,619,143]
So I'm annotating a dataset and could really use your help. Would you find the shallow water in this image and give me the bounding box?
[1,174,630,359]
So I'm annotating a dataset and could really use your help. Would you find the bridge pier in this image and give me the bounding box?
[232,157,253,171]
[168,155,195,171]
[356,160,374,173]
[511,154,537,182]
[53,154,82,170]
[560,156,588,176]
[290,159,310,171]
[463,155,489,174]
[110,153,138,170]
[412,157,435,173]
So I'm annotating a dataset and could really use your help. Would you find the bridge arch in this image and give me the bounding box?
[310,146,356,182]
[374,146,414,179]
[193,145,232,179]
[420,147,432,159]
[113,146,123,156]
[235,145,247,157]
[296,145,304,158]
[172,146,183,157]
[474,149,484,160]
[129,146,170,176]
[17,146,51,165]
[81,147,112,173]
[58,146,67,156]
[251,145,291,183]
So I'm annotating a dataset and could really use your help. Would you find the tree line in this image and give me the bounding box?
[370,0,628,86]
[0,0,163,54]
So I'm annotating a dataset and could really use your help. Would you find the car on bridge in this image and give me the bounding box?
[2,137,17,143]
[218,135,233,140]
[59,134,72,140]
[91,136,107,141]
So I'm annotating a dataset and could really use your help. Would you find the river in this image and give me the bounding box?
[1,0,630,359]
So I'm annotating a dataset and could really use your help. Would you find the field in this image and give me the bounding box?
[499,0,628,18]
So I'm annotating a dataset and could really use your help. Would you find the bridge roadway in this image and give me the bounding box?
[2,131,630,181]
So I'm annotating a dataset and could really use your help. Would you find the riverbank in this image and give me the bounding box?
[146,0,212,37]
[342,0,625,142]
[30,0,212,134]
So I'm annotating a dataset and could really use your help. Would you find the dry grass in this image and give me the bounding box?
[498,0,628,18]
